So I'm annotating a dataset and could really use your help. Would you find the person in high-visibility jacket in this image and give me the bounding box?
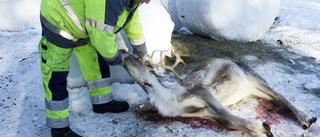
[39,0,152,136]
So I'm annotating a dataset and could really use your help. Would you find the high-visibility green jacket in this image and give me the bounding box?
[40,0,147,65]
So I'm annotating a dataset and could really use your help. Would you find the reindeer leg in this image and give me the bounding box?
[191,87,273,137]
[182,108,270,136]
[251,78,317,129]
[216,117,272,137]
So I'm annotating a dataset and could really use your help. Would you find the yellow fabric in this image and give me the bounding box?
[39,36,112,121]
[39,37,72,101]
[40,0,88,39]
[84,25,118,59]
[73,43,102,81]
[68,0,86,29]
[39,36,113,100]
[84,0,118,59]
[73,43,112,96]
[46,107,69,119]
[84,0,106,23]
[123,4,145,40]
[114,7,130,32]
[88,86,112,96]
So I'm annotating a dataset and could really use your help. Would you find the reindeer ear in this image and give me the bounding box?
[150,69,166,78]
[150,69,156,75]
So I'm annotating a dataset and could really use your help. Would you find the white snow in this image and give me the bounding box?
[0,0,320,137]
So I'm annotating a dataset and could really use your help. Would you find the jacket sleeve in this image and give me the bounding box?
[123,4,148,55]
[84,0,124,65]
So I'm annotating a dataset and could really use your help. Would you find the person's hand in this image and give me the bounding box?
[107,50,126,66]
[136,53,153,66]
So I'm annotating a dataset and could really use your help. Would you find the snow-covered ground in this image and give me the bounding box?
[1,0,320,137]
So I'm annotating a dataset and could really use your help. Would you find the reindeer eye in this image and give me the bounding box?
[143,81,153,87]
[150,69,156,75]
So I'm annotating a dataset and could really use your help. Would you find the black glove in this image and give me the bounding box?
[105,50,125,66]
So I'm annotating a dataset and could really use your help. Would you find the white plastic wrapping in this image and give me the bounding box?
[176,0,280,42]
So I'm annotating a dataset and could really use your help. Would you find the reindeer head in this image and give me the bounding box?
[120,49,187,93]
[120,49,156,93]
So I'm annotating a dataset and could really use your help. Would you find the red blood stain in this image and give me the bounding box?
[255,99,296,125]
[134,100,296,131]
[134,105,236,131]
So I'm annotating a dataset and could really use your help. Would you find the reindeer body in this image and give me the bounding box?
[121,50,317,137]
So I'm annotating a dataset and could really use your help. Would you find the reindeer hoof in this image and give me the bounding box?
[303,117,317,130]
[263,122,273,137]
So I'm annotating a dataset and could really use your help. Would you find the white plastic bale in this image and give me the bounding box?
[159,0,183,32]
[138,0,175,63]
[176,0,280,42]
[0,0,41,31]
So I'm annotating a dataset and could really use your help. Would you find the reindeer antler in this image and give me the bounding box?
[152,50,187,80]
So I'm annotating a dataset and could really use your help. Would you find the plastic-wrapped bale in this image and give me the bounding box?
[176,0,280,42]
[159,0,184,32]
[0,0,41,31]
[138,0,175,62]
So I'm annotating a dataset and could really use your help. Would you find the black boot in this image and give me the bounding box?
[51,126,82,137]
[93,100,129,113]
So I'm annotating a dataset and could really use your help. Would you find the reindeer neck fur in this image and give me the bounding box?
[144,74,185,117]
[121,52,183,116]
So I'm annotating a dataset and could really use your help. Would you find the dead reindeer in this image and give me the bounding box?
[120,49,317,137]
